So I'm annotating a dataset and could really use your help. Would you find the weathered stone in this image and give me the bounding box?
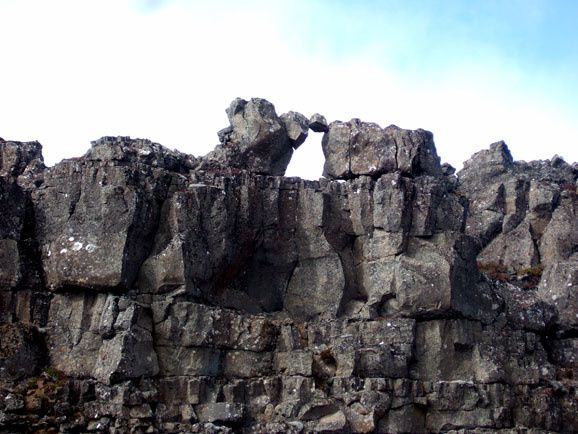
[550,338,578,372]
[315,409,347,432]
[92,306,159,384]
[86,136,197,171]
[195,402,245,424]
[274,351,313,376]
[47,293,158,383]
[0,239,20,290]
[477,220,540,273]
[322,120,441,180]
[157,347,222,377]
[537,259,578,329]
[460,141,514,184]
[284,188,345,319]
[358,233,497,322]
[497,281,556,332]
[223,350,272,378]
[0,139,44,178]
[277,379,310,410]
[152,301,277,351]
[32,141,172,291]
[280,111,309,149]
[1,105,578,434]
[539,193,578,267]
[378,404,426,433]
[309,113,329,133]
[0,323,44,380]
[207,98,293,175]
[411,319,554,385]
[344,402,378,433]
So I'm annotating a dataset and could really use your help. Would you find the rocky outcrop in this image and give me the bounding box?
[1,99,577,433]
[457,141,578,332]
[322,120,441,180]
[208,98,299,176]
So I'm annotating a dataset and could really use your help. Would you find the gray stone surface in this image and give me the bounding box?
[0,179,26,290]
[0,322,44,380]
[47,293,158,384]
[0,139,44,178]
[0,102,577,433]
[206,98,294,175]
[322,120,441,179]
[280,111,309,149]
[309,113,329,133]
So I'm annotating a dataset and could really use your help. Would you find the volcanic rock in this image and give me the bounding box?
[280,111,309,149]
[309,113,329,133]
[322,120,442,179]
[206,98,294,176]
[0,98,577,433]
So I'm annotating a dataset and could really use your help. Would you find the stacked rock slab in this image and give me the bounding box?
[457,142,578,331]
[0,101,577,433]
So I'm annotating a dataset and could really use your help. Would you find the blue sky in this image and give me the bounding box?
[1,0,577,179]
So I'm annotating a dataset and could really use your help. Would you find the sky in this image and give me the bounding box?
[1,0,577,179]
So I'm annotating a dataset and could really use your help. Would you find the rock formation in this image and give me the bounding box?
[0,99,577,433]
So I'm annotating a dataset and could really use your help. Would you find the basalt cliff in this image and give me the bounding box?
[1,98,577,433]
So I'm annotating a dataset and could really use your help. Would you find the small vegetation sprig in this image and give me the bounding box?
[477,261,544,289]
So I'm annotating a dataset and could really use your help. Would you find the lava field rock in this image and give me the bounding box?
[0,99,577,433]
[280,111,309,149]
[322,120,442,180]
[207,98,294,176]
[309,113,329,133]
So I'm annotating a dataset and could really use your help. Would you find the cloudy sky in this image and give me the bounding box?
[2,0,577,179]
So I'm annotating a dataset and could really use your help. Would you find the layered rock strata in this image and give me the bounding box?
[0,99,577,433]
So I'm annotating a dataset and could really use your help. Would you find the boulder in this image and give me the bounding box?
[309,113,329,133]
[460,141,514,183]
[280,111,309,149]
[322,120,441,179]
[207,98,294,175]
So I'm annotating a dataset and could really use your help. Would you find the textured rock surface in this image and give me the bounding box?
[309,113,329,133]
[208,98,294,176]
[1,99,577,433]
[280,111,309,149]
[322,120,442,180]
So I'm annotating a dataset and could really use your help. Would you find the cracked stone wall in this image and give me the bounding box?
[1,98,577,433]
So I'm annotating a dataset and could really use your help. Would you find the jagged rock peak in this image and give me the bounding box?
[459,140,514,185]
